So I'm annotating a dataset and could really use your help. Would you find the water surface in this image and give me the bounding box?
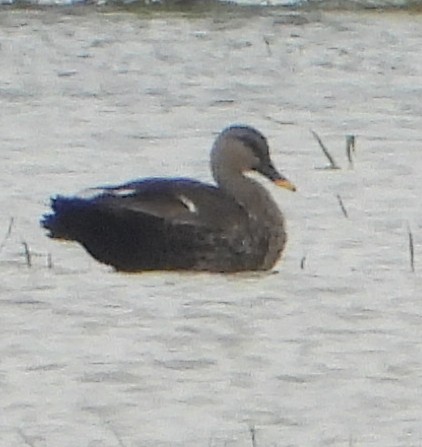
[0,9,421,447]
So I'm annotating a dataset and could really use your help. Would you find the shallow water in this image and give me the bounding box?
[0,9,421,447]
[1,0,421,10]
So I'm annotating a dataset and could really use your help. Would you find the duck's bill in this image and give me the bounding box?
[274,177,296,192]
[256,162,296,192]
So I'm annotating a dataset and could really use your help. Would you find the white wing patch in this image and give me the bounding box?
[178,194,197,213]
[79,186,137,199]
[110,188,137,197]
[78,187,105,199]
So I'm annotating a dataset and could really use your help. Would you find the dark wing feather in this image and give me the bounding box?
[91,177,247,229]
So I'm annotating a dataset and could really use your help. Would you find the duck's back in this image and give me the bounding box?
[42,178,271,272]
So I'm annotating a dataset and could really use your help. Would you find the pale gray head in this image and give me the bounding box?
[211,125,296,191]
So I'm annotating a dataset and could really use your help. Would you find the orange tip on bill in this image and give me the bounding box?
[274,178,296,192]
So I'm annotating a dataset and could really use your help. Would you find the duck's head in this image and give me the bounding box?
[211,125,296,192]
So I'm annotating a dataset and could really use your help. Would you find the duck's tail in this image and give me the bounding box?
[41,196,92,241]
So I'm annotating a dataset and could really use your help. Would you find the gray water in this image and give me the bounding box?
[0,8,421,447]
[0,0,421,9]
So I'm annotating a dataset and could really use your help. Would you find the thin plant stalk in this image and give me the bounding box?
[407,224,415,273]
[346,135,356,168]
[249,426,257,447]
[103,420,126,447]
[336,194,349,218]
[0,217,14,252]
[310,130,340,169]
[22,241,32,268]
[17,429,36,447]
[263,36,272,56]
[47,253,53,269]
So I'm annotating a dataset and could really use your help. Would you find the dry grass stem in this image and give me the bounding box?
[17,429,36,447]
[336,194,349,218]
[346,135,356,168]
[0,217,15,252]
[407,223,415,273]
[310,129,340,169]
[22,241,32,268]
[263,36,272,56]
[249,426,257,447]
[300,255,306,270]
[103,420,126,447]
[264,115,296,126]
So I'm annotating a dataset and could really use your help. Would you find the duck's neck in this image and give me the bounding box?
[216,169,279,219]
[213,165,287,269]
[218,171,286,270]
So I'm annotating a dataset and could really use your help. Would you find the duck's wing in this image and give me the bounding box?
[42,178,260,272]
[90,177,247,229]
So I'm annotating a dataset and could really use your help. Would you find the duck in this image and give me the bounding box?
[41,125,296,273]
